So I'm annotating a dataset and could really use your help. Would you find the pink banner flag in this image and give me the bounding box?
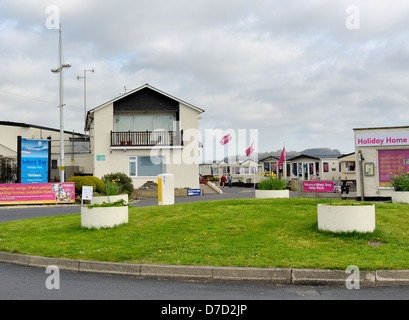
[220,134,232,146]
[278,146,287,169]
[246,142,254,156]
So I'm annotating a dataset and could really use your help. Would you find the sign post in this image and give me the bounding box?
[82,186,93,205]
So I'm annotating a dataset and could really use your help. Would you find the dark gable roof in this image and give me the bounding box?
[89,83,204,114]
[338,152,355,159]
[260,154,320,162]
[259,155,279,162]
[114,87,179,112]
[287,154,320,161]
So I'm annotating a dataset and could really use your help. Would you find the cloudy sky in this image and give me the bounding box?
[1,0,409,157]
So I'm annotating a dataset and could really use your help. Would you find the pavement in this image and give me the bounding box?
[1,186,409,287]
[132,186,258,207]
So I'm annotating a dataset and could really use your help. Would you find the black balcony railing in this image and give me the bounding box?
[111,130,183,147]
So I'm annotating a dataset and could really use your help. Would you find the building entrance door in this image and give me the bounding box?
[302,162,316,180]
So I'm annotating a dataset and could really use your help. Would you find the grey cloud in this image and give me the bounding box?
[1,0,409,153]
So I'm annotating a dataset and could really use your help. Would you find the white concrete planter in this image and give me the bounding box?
[93,194,128,205]
[317,204,375,233]
[255,189,289,199]
[81,206,128,229]
[391,191,409,204]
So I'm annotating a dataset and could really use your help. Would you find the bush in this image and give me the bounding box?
[66,176,96,195]
[87,198,128,208]
[391,173,409,191]
[84,176,105,194]
[105,179,122,196]
[101,172,134,198]
[257,178,287,190]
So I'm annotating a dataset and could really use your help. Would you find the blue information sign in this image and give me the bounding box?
[20,138,50,183]
[187,189,201,196]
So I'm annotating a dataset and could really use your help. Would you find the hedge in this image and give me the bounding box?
[66,176,96,195]
[67,174,134,198]
[84,176,105,194]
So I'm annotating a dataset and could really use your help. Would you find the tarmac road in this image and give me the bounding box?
[1,262,409,301]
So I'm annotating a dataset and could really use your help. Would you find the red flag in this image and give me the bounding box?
[246,142,254,157]
[278,146,287,169]
[220,134,232,146]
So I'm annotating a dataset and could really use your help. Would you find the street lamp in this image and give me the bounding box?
[51,23,71,183]
[77,68,95,133]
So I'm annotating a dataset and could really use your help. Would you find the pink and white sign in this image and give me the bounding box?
[0,183,75,205]
[303,181,334,192]
[356,132,409,147]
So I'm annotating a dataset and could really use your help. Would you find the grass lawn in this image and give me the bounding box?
[0,198,408,270]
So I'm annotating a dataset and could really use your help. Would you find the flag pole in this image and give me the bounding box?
[254,146,256,190]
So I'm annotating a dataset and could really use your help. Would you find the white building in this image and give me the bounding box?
[354,126,409,199]
[200,159,262,185]
[338,152,356,181]
[85,84,204,189]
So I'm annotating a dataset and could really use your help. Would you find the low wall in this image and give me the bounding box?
[134,188,189,198]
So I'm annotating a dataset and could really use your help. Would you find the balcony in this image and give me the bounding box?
[111,130,183,147]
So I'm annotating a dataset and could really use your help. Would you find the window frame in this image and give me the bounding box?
[116,113,176,132]
[128,156,165,177]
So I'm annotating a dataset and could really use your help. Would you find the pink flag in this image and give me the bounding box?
[220,134,232,146]
[246,142,254,157]
[278,146,287,169]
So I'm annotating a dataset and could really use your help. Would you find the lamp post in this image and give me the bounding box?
[77,68,95,133]
[51,23,71,183]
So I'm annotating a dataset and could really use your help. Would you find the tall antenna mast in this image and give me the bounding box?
[51,23,71,183]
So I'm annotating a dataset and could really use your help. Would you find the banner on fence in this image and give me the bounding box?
[0,182,75,205]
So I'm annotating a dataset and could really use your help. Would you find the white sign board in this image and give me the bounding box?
[82,186,93,200]
[356,132,409,147]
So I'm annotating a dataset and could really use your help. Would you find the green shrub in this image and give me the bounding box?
[102,172,134,198]
[87,198,128,208]
[257,178,287,190]
[105,180,122,196]
[391,173,409,191]
[66,176,96,195]
[84,176,105,194]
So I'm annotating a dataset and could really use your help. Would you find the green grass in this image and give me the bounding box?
[0,198,409,270]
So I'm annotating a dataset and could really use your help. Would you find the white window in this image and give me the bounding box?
[116,114,175,131]
[240,167,249,175]
[129,156,164,177]
[116,115,134,132]
[129,156,137,177]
